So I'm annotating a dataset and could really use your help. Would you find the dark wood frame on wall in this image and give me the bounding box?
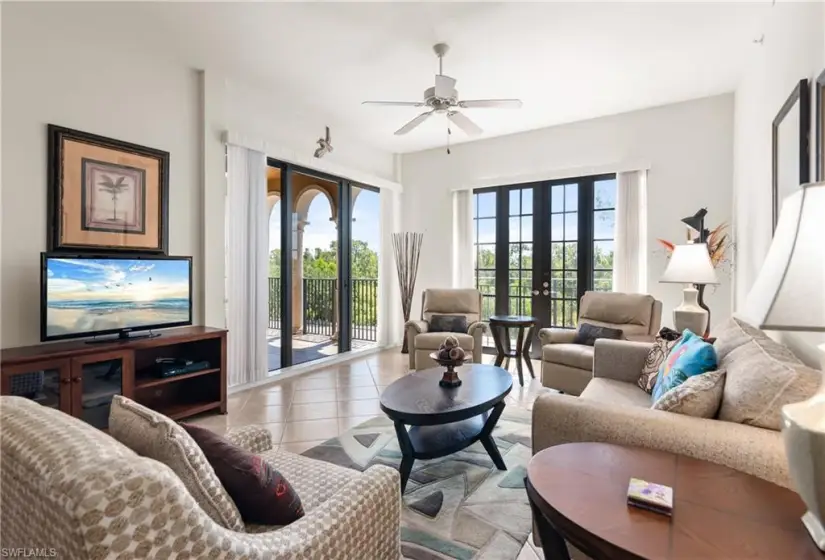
[816,69,825,181]
[771,79,810,235]
[48,125,170,254]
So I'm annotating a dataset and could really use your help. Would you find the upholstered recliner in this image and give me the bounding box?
[405,288,487,370]
[539,291,662,395]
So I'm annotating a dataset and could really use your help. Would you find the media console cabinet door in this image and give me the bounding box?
[70,350,134,429]
[1,359,73,414]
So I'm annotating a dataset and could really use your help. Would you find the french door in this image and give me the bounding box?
[473,174,617,345]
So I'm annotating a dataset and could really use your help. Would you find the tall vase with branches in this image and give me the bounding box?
[392,232,423,354]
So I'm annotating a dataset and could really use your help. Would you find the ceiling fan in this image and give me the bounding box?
[362,43,523,138]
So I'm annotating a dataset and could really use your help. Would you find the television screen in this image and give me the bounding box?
[42,255,192,341]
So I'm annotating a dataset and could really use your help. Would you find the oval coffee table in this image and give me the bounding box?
[526,443,818,559]
[380,364,513,493]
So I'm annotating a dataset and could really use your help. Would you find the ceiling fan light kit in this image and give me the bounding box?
[362,43,523,148]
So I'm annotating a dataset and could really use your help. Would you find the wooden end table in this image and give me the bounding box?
[488,315,537,387]
[380,364,512,493]
[526,443,819,559]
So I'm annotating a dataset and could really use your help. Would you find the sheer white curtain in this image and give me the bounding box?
[225,144,268,387]
[613,170,648,293]
[452,189,474,288]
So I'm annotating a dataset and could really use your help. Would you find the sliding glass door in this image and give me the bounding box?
[266,160,380,371]
[472,175,617,347]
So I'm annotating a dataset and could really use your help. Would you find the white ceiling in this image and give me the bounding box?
[34,2,770,154]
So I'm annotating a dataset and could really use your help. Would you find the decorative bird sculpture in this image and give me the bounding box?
[314,126,333,158]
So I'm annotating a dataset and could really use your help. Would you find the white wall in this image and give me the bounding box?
[733,1,824,365]
[0,4,399,349]
[1,5,202,348]
[401,94,735,325]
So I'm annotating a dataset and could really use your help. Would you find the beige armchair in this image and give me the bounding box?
[405,288,487,370]
[538,291,662,395]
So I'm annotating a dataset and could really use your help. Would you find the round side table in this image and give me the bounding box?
[526,442,818,559]
[488,315,537,386]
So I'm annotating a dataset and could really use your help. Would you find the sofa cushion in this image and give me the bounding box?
[713,316,802,364]
[717,332,821,430]
[652,369,725,418]
[108,396,244,531]
[181,423,304,526]
[651,331,718,402]
[415,331,474,350]
[581,378,652,408]
[542,343,594,371]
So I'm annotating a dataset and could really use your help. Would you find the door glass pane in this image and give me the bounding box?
[565,184,578,212]
[267,169,282,372]
[509,189,520,215]
[564,272,577,299]
[564,213,578,241]
[520,271,533,297]
[551,185,564,212]
[522,188,533,215]
[594,241,614,269]
[477,244,496,269]
[477,192,496,217]
[564,243,578,269]
[477,270,496,294]
[509,243,520,268]
[594,210,615,240]
[508,217,520,243]
[80,358,123,429]
[520,244,533,270]
[478,218,496,244]
[550,271,563,298]
[351,186,379,348]
[8,368,62,409]
[595,179,617,210]
[509,270,521,296]
[594,270,613,292]
[520,216,533,243]
[551,214,563,241]
[564,300,578,328]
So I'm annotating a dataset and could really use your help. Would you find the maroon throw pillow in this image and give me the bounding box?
[180,423,304,525]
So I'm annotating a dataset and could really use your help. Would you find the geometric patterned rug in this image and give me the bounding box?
[302,407,533,559]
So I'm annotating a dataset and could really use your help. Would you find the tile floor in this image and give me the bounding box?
[189,347,549,558]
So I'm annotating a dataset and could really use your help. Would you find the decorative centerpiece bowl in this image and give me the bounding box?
[430,335,470,388]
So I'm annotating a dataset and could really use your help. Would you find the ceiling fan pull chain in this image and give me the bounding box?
[446,126,451,155]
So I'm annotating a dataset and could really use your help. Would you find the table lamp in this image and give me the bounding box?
[659,243,719,336]
[738,181,825,550]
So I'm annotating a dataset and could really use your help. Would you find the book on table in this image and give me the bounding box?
[627,477,673,517]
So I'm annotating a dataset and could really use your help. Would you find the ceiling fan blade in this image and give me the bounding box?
[435,74,457,98]
[447,111,483,136]
[394,111,434,136]
[362,101,426,107]
[458,99,523,109]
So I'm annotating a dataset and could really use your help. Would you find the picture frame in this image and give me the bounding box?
[816,68,825,181]
[48,125,169,253]
[771,79,810,235]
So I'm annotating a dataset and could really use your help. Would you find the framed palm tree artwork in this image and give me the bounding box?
[48,125,169,253]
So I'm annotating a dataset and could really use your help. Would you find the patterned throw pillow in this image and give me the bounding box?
[652,369,726,417]
[429,314,469,333]
[181,423,304,525]
[638,328,682,394]
[651,330,718,402]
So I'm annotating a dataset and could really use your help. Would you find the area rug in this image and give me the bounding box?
[302,407,533,560]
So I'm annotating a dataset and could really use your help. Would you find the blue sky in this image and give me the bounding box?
[269,189,380,253]
[47,258,190,301]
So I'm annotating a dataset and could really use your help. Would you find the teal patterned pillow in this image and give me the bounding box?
[651,330,718,402]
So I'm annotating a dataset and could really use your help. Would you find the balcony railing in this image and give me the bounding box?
[267,277,377,342]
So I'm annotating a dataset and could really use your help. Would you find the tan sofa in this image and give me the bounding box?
[538,291,662,395]
[405,288,486,370]
[532,339,792,489]
[0,397,401,559]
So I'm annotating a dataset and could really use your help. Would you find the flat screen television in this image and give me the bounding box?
[41,254,193,342]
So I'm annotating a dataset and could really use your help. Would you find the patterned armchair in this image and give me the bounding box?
[0,397,401,559]
[405,288,487,370]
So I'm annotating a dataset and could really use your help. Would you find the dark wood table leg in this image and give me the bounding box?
[522,325,535,379]
[526,478,572,560]
[393,420,415,494]
[514,326,525,386]
[492,324,507,367]
[479,401,507,470]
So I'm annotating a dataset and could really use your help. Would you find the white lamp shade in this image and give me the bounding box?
[660,243,719,285]
[739,182,825,331]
